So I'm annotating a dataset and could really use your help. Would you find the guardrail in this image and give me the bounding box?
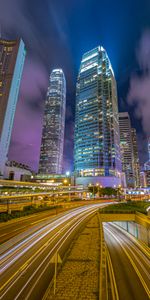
[135,211,150,227]
[106,246,119,300]
[98,215,108,300]
[98,215,119,300]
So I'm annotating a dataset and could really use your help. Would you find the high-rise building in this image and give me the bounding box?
[74,46,122,187]
[119,112,135,187]
[131,128,140,187]
[39,69,66,174]
[0,39,26,176]
[148,137,150,160]
[144,137,150,171]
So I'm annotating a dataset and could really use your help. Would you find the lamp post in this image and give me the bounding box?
[118,185,121,201]
[92,185,95,199]
[88,183,93,199]
[96,183,99,198]
[69,184,71,201]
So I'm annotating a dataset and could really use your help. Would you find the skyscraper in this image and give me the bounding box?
[39,69,66,174]
[0,39,26,176]
[74,46,122,186]
[144,137,150,171]
[131,128,140,187]
[119,112,135,187]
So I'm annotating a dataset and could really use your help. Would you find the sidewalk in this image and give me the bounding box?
[44,215,100,300]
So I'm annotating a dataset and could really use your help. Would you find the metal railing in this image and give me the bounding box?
[98,215,119,300]
[106,246,119,300]
[98,215,108,300]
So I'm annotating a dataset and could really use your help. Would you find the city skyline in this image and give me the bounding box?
[0,2,150,299]
[0,0,150,172]
[0,36,149,176]
[6,42,150,174]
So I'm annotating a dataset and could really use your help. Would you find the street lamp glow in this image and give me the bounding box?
[66,171,70,177]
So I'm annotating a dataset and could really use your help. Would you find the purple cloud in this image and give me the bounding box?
[127,30,150,137]
[8,59,48,171]
[0,0,75,172]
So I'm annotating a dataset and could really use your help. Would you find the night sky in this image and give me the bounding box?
[0,0,150,172]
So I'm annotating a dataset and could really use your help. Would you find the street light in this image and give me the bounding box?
[96,183,99,197]
[63,179,68,185]
[69,184,71,201]
[88,183,94,199]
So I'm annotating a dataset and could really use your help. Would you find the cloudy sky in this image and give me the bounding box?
[0,0,150,171]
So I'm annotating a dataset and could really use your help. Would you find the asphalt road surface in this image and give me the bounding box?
[0,200,109,244]
[104,222,150,300]
[0,208,68,244]
[0,204,105,300]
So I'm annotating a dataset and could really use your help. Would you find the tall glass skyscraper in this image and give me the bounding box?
[119,112,135,187]
[144,137,150,171]
[131,128,140,187]
[74,46,121,182]
[0,39,26,176]
[39,69,66,174]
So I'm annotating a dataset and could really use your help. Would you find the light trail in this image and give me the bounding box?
[0,205,99,272]
[104,223,150,299]
[14,209,96,300]
[0,203,108,299]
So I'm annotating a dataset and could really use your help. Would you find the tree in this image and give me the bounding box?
[88,186,98,195]
[99,187,117,196]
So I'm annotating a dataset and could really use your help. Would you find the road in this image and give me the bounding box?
[0,204,106,300]
[0,206,72,244]
[104,222,150,300]
[0,200,113,244]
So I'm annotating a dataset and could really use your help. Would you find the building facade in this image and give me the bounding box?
[145,170,150,187]
[74,46,122,186]
[144,137,150,171]
[0,39,26,176]
[4,161,32,181]
[39,69,66,174]
[131,128,140,187]
[119,112,135,187]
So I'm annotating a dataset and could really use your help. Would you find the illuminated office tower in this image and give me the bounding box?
[119,112,135,187]
[74,46,121,186]
[0,39,26,176]
[131,128,140,187]
[144,137,150,171]
[39,69,66,174]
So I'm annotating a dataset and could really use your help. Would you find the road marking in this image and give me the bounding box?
[31,216,51,225]
[0,228,64,293]
[106,245,119,300]
[110,222,150,259]
[0,204,107,297]
[104,225,150,298]
[23,211,96,300]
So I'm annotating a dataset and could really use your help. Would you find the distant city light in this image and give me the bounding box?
[66,171,70,176]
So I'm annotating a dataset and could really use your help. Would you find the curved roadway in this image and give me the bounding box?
[104,223,150,300]
[0,204,105,300]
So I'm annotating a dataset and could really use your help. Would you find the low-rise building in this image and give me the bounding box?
[140,170,150,188]
[4,161,32,181]
[32,173,72,186]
